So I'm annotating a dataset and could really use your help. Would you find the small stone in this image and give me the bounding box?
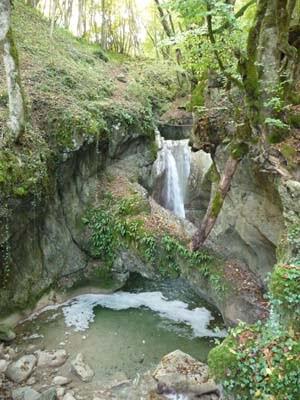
[116,74,127,83]
[6,346,17,360]
[0,359,8,373]
[27,376,36,385]
[71,353,94,383]
[36,350,68,368]
[53,376,71,386]
[5,355,37,383]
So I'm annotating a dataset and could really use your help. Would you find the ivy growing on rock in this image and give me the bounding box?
[84,194,224,287]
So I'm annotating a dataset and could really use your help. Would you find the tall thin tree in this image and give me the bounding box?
[0,0,26,143]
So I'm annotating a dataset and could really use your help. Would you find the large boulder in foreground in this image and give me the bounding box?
[5,355,36,383]
[152,350,220,398]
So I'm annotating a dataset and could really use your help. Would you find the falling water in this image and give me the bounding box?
[153,133,191,218]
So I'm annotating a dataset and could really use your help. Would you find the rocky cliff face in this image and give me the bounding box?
[209,150,285,284]
[0,126,155,317]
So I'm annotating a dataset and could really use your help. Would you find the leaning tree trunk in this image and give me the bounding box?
[0,1,26,143]
[192,156,240,250]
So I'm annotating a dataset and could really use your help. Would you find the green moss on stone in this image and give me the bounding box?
[208,163,220,183]
[208,335,238,382]
[211,192,223,218]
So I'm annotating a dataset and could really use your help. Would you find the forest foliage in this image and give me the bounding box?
[0,1,299,398]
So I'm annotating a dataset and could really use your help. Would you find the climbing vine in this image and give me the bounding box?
[84,194,224,288]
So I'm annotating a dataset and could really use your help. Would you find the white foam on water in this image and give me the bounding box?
[62,291,226,338]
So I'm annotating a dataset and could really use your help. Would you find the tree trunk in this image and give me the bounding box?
[192,156,240,250]
[3,29,26,142]
[0,1,26,143]
[153,0,173,38]
[101,0,107,50]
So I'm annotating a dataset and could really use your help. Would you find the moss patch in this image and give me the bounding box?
[211,191,224,218]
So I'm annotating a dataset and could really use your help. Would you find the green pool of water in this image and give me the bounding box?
[16,277,225,383]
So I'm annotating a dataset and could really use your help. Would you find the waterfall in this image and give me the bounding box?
[153,133,191,218]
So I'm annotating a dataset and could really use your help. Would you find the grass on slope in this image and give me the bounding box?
[0,0,185,198]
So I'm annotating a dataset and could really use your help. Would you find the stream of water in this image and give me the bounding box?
[153,134,191,218]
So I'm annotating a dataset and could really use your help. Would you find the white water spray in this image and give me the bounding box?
[153,133,191,218]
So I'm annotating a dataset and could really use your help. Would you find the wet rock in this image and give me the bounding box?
[5,354,37,383]
[12,386,40,400]
[0,324,16,342]
[0,359,8,373]
[36,350,68,368]
[153,350,220,397]
[53,376,71,386]
[71,353,94,382]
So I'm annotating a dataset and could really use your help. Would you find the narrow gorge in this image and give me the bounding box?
[0,1,299,400]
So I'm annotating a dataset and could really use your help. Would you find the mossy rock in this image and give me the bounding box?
[208,335,237,382]
[0,324,16,342]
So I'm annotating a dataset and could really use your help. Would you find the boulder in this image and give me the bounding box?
[71,353,94,382]
[36,350,68,368]
[5,355,36,383]
[0,324,16,342]
[12,386,40,400]
[153,350,220,397]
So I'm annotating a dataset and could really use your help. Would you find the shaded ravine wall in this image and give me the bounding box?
[0,122,293,324]
[0,127,154,318]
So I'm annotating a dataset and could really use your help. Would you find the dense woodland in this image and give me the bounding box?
[0,0,299,399]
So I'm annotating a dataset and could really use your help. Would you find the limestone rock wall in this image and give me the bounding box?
[0,127,154,317]
[209,150,285,283]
